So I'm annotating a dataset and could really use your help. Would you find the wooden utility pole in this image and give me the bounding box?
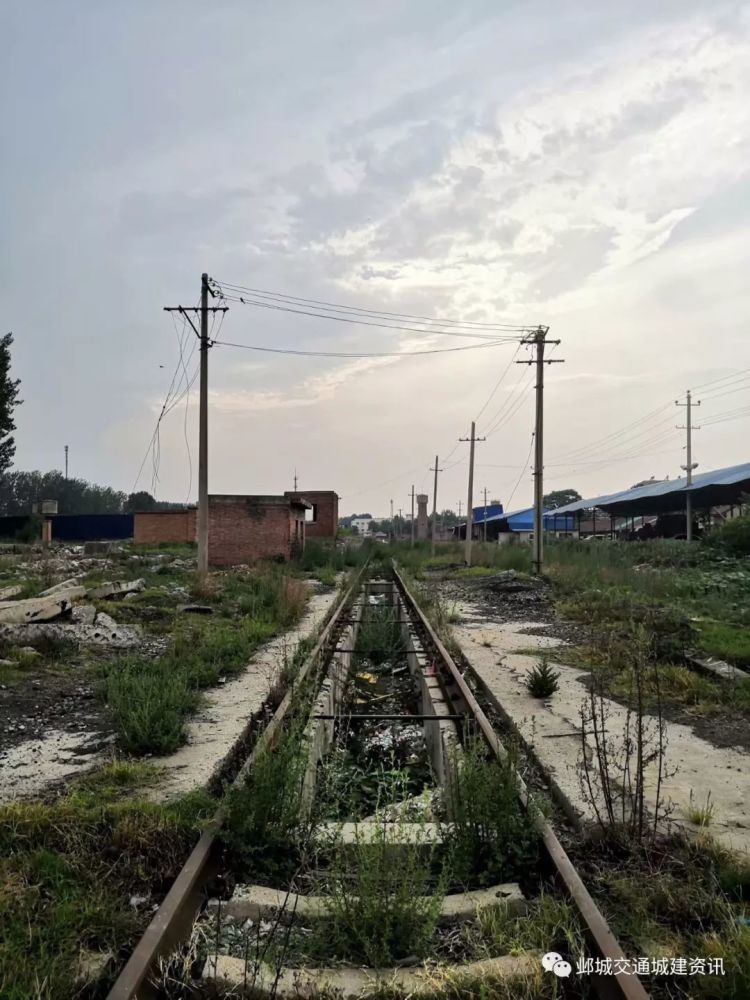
[410,485,415,547]
[430,456,442,556]
[164,275,228,576]
[482,487,488,543]
[516,327,563,575]
[676,390,701,542]
[197,273,210,574]
[459,422,486,566]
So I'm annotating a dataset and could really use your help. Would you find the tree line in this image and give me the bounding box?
[0,473,185,517]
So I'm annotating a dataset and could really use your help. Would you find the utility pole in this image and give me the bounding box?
[390,498,394,542]
[293,468,298,491]
[459,422,486,566]
[482,487,488,543]
[676,390,701,542]
[410,485,415,547]
[517,327,563,575]
[458,500,462,519]
[398,508,403,540]
[64,445,69,480]
[430,455,443,556]
[164,274,228,576]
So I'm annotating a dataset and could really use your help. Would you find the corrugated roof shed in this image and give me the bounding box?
[551,462,750,517]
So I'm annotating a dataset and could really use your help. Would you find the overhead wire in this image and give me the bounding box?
[504,432,535,510]
[211,338,509,358]
[212,278,537,332]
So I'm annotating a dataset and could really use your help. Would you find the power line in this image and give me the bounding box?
[505,432,535,510]
[211,338,510,358]
[218,292,524,342]
[212,278,537,332]
[474,343,522,422]
[692,366,750,392]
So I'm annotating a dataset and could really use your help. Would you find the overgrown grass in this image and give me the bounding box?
[446,737,538,888]
[577,832,750,998]
[0,762,215,1000]
[103,569,308,755]
[320,815,447,967]
[222,720,309,881]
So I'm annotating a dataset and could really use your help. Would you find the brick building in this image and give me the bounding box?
[284,490,338,538]
[133,508,197,545]
[208,495,310,566]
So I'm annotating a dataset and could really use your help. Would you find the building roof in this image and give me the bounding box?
[550,462,750,517]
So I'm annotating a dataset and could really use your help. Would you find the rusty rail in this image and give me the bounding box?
[107,564,368,1000]
[109,561,647,1000]
[392,565,649,1000]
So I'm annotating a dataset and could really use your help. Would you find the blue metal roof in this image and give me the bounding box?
[551,461,750,517]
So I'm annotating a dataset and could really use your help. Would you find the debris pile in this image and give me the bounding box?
[0,578,147,650]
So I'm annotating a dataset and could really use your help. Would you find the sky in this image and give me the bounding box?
[2,1,749,518]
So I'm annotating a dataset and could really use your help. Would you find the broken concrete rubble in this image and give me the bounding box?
[0,585,23,600]
[38,578,85,597]
[0,596,78,625]
[0,612,143,650]
[85,579,146,601]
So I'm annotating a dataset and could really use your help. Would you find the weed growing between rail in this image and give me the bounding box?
[446,736,538,889]
[0,760,215,1000]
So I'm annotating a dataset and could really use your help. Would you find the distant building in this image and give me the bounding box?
[351,517,373,536]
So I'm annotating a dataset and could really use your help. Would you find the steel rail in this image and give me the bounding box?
[392,565,649,1000]
[106,564,368,1000]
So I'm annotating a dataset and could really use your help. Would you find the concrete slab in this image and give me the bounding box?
[452,600,750,853]
[211,880,526,925]
[209,954,540,997]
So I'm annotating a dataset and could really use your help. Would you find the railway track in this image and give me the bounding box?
[107,563,648,1000]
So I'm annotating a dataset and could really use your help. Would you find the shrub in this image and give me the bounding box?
[320,817,446,967]
[526,658,560,698]
[446,738,537,888]
[704,513,750,557]
[222,722,308,879]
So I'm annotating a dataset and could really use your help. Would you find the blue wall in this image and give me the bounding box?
[50,514,134,541]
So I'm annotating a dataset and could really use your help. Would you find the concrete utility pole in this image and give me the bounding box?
[676,390,701,542]
[517,327,563,575]
[164,275,228,576]
[458,500,462,519]
[390,498,394,542]
[430,455,443,556]
[459,421,486,566]
[398,508,403,539]
[64,445,69,480]
[293,468,298,491]
[410,485,415,547]
[482,487,488,543]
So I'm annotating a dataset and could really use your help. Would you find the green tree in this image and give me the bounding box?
[0,333,22,474]
[125,491,158,512]
[543,488,581,510]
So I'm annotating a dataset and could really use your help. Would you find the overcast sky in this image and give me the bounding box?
[2,1,749,517]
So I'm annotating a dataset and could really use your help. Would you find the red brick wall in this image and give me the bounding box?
[134,509,196,545]
[284,491,338,538]
[208,496,306,566]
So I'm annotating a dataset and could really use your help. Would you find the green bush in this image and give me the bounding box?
[321,818,446,967]
[222,722,308,879]
[704,513,750,557]
[526,658,560,698]
[446,738,537,888]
